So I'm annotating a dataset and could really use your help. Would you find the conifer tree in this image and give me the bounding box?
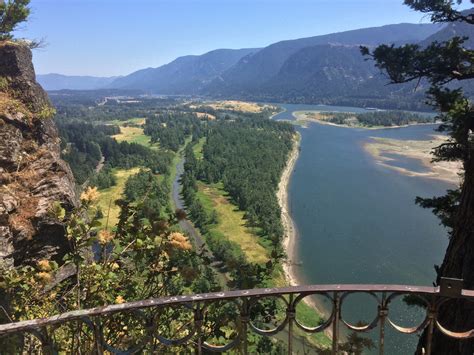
[0,0,30,40]
[362,1,474,353]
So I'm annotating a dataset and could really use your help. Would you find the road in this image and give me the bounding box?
[171,158,207,251]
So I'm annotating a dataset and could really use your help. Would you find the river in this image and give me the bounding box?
[273,103,451,354]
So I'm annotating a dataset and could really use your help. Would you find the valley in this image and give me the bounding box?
[52,94,455,352]
[2,1,474,353]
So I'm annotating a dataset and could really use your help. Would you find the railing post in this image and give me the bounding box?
[424,297,437,355]
[194,306,203,355]
[241,298,249,355]
[287,294,295,355]
[378,292,388,355]
[332,291,340,355]
[93,318,104,355]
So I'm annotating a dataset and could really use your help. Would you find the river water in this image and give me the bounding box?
[273,104,451,354]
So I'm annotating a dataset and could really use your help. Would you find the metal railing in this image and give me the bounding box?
[0,278,473,354]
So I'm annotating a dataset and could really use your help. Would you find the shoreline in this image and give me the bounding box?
[364,136,462,186]
[277,132,334,339]
[292,111,438,130]
[277,133,301,287]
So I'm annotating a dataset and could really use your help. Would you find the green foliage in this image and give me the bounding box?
[0,186,224,352]
[123,168,170,220]
[57,121,172,184]
[0,0,30,40]
[198,117,295,246]
[319,110,434,127]
[89,164,116,189]
[0,76,8,91]
[144,111,203,152]
[37,105,56,119]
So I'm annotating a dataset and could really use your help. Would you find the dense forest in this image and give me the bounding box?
[198,118,295,246]
[57,121,172,184]
[144,111,204,151]
[318,110,435,127]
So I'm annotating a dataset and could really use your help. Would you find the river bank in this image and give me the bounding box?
[292,110,436,130]
[277,133,301,286]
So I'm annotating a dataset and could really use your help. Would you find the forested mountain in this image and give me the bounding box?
[206,23,440,94]
[421,9,474,48]
[37,73,119,90]
[108,48,259,93]
[219,43,429,109]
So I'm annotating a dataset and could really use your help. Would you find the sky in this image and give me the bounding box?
[14,0,471,77]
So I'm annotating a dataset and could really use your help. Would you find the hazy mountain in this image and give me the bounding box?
[37,73,119,91]
[421,10,474,48]
[109,48,259,93]
[43,21,470,109]
[205,23,441,95]
[261,44,378,97]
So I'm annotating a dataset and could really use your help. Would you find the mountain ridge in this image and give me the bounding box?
[37,73,119,91]
[41,22,454,107]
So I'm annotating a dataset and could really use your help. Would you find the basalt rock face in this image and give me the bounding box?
[0,42,77,268]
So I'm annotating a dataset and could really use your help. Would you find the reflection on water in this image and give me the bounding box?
[273,103,450,354]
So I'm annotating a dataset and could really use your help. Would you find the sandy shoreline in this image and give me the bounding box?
[292,111,438,130]
[277,133,334,338]
[364,136,462,186]
[278,133,301,287]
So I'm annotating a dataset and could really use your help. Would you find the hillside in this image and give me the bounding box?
[206,23,440,94]
[109,48,259,93]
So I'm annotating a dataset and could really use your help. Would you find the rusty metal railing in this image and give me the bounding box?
[0,278,473,354]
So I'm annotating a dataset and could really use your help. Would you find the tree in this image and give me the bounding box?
[362,1,474,354]
[0,0,30,40]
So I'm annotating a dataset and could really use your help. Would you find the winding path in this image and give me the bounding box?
[171,158,206,251]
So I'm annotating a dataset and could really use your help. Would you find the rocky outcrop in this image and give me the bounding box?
[0,42,77,267]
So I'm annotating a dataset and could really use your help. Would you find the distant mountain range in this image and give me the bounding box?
[110,48,259,93]
[38,20,474,109]
[37,73,119,91]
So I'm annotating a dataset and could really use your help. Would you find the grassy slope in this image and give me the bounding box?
[97,167,140,230]
[196,181,269,264]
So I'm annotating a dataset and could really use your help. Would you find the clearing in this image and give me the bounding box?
[196,182,269,264]
[97,167,140,229]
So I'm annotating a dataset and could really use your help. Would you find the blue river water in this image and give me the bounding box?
[273,104,451,354]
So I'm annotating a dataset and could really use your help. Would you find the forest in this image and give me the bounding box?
[57,121,172,184]
[319,110,435,127]
[144,111,204,151]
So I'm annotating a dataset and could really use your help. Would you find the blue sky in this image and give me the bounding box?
[15,0,469,77]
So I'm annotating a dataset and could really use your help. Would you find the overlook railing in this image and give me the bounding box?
[0,278,473,354]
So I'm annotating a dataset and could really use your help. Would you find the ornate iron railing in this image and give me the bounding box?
[0,278,473,354]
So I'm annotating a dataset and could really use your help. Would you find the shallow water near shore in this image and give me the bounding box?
[273,103,451,353]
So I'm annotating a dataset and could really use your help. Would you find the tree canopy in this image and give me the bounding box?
[0,0,30,40]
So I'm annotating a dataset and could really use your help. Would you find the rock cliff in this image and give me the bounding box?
[0,42,77,268]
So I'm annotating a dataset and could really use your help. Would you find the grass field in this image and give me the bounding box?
[192,137,206,160]
[112,126,160,150]
[203,100,276,113]
[108,118,146,126]
[196,182,269,264]
[97,168,140,230]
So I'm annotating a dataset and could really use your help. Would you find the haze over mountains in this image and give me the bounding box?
[38,20,474,109]
[37,73,119,91]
